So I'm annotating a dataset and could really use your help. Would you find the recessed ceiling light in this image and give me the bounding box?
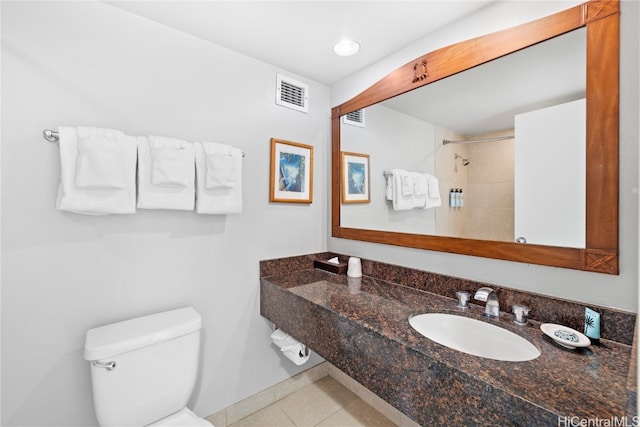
[333,39,360,57]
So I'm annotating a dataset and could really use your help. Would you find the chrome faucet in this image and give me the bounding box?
[474,287,500,318]
[512,304,530,325]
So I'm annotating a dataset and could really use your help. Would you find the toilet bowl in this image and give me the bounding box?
[84,307,213,426]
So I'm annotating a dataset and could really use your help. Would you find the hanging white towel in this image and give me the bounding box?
[413,174,428,196]
[136,136,195,211]
[424,174,442,209]
[391,169,414,211]
[148,135,192,187]
[385,173,394,201]
[56,126,136,215]
[400,173,414,196]
[203,142,237,189]
[388,170,441,210]
[75,127,126,189]
[194,142,242,214]
[408,172,428,208]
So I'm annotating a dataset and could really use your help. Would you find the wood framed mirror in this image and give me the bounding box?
[331,0,619,274]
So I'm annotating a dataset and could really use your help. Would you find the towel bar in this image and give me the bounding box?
[43,129,59,142]
[42,129,246,157]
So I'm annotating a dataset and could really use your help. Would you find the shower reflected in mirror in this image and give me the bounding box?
[454,153,470,166]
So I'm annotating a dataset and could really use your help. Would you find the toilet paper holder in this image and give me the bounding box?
[270,328,310,363]
[282,343,309,357]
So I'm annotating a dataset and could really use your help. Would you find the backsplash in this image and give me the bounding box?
[260,252,636,346]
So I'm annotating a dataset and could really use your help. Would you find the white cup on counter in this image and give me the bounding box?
[347,257,362,278]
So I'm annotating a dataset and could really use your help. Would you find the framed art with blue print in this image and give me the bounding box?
[270,138,314,203]
[341,151,370,204]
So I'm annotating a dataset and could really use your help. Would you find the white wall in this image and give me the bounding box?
[341,104,436,234]
[330,0,639,311]
[515,99,586,247]
[1,2,328,425]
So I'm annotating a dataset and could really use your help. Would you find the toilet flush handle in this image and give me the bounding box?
[92,360,116,371]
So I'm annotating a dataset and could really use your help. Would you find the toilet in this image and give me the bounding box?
[84,307,213,426]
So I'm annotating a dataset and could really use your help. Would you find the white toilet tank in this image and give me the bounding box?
[84,307,203,427]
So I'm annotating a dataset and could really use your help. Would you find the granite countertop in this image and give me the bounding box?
[261,269,633,425]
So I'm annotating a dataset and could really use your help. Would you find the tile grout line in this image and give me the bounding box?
[308,399,351,427]
[273,401,298,427]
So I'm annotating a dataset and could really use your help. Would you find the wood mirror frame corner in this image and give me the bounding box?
[331,0,619,274]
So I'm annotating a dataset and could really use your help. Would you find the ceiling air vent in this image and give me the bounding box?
[276,73,309,113]
[343,109,365,127]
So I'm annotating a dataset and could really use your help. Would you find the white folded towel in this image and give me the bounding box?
[385,174,394,200]
[148,135,192,187]
[136,136,195,211]
[391,169,414,211]
[56,126,136,214]
[408,172,427,208]
[400,173,414,196]
[203,142,237,189]
[413,174,428,196]
[424,174,442,209]
[194,142,243,214]
[389,170,441,210]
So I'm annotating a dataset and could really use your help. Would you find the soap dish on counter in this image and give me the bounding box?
[540,323,591,349]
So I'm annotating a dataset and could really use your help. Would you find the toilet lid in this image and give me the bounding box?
[147,408,213,427]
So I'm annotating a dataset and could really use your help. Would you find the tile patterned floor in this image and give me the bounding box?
[228,376,397,427]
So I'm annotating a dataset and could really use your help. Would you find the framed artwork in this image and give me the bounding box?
[341,151,370,204]
[270,138,314,203]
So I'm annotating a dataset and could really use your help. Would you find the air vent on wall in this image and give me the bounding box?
[276,73,309,113]
[343,109,365,127]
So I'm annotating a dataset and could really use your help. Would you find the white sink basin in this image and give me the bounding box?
[409,313,540,362]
